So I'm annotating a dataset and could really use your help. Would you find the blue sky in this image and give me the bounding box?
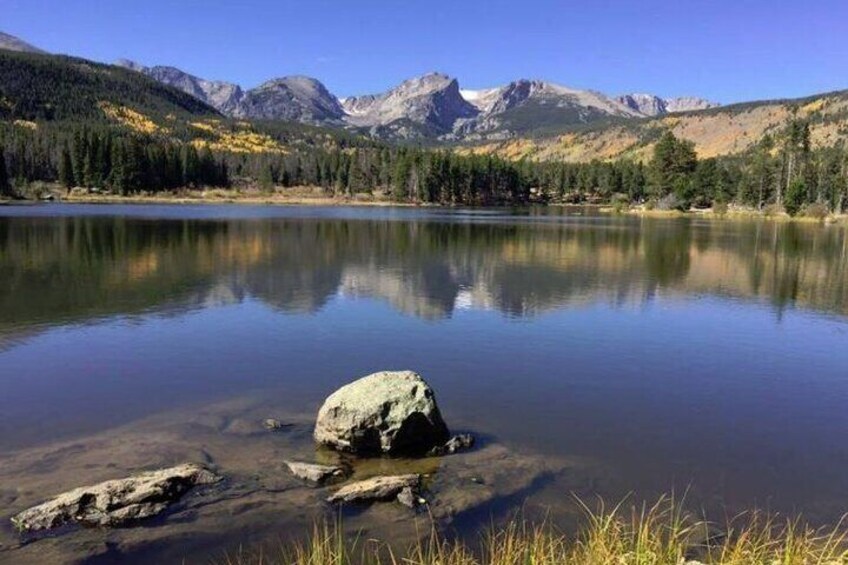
[4,0,848,103]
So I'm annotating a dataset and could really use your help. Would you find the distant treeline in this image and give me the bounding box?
[1,113,846,215]
[0,127,230,196]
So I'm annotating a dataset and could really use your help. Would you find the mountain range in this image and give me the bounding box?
[0,30,717,141]
[8,29,846,167]
[114,58,717,140]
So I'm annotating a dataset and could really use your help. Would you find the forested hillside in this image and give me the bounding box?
[464,89,848,163]
[0,51,217,122]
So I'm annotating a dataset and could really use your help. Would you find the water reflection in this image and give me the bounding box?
[3,207,848,553]
[1,213,847,340]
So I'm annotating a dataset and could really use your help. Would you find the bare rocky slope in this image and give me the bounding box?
[0,31,46,54]
[234,75,346,124]
[342,73,479,138]
[115,60,245,116]
[616,93,717,117]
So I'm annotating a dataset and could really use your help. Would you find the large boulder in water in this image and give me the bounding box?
[314,370,450,455]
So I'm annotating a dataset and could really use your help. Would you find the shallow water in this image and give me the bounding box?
[1,204,847,562]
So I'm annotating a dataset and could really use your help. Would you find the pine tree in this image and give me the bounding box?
[59,145,75,191]
[784,177,807,216]
[109,142,127,194]
[182,145,200,187]
[0,147,11,198]
[648,132,697,208]
[258,163,274,192]
[71,130,86,187]
[781,113,811,206]
[199,146,216,186]
[82,148,94,188]
[750,135,776,209]
[392,153,412,200]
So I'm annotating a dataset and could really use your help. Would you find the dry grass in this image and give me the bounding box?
[217,496,848,565]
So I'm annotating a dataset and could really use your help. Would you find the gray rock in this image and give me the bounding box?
[263,418,286,431]
[10,463,220,532]
[284,461,347,484]
[429,433,475,456]
[327,474,420,505]
[314,370,450,455]
[396,486,418,508]
[684,520,726,551]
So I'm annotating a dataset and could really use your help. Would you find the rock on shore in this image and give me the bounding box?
[314,371,450,455]
[284,460,348,484]
[11,463,220,532]
[428,433,475,456]
[326,474,421,506]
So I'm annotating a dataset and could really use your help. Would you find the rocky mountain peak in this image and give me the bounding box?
[0,31,46,54]
[341,72,478,135]
[115,58,148,72]
[455,79,643,138]
[394,72,455,94]
[617,93,666,116]
[617,93,719,116]
[235,75,345,123]
[664,96,718,113]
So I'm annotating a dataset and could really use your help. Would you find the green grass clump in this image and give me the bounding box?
[218,495,848,565]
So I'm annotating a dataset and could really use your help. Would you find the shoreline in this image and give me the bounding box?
[3,388,847,564]
[2,189,847,223]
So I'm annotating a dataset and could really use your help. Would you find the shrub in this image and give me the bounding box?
[656,193,682,211]
[611,193,630,214]
[762,203,783,217]
[712,201,729,216]
[803,202,829,220]
[784,178,807,216]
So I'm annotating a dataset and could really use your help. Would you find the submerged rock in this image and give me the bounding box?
[428,434,475,456]
[684,520,726,560]
[11,463,220,532]
[327,474,421,506]
[314,371,449,455]
[396,486,420,508]
[263,418,287,431]
[284,460,347,484]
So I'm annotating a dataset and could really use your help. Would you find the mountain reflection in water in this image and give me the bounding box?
[2,211,846,335]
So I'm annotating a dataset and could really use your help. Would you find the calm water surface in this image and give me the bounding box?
[1,204,847,561]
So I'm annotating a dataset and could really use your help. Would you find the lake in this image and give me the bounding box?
[1,204,847,563]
